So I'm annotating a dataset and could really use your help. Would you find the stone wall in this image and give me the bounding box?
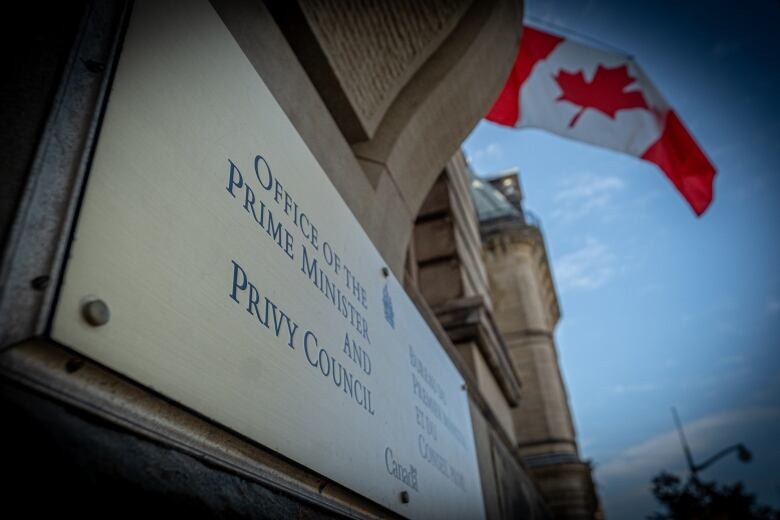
[480,174,601,519]
[264,0,523,276]
[407,153,555,518]
[483,230,576,451]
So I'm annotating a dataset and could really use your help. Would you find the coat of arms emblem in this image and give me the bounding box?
[383,283,395,329]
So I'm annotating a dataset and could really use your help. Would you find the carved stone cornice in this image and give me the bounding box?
[481,220,561,328]
[433,294,522,406]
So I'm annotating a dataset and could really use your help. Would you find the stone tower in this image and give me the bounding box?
[473,170,601,519]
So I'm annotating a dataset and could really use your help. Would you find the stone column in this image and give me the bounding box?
[483,224,599,519]
[484,230,576,456]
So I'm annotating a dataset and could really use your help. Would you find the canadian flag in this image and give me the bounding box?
[487,26,716,215]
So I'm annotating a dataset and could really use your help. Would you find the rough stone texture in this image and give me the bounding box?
[213,0,415,276]
[222,0,523,277]
[268,0,522,274]
[351,0,522,229]
[298,0,470,137]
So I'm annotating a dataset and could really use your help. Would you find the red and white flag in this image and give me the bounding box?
[487,26,716,215]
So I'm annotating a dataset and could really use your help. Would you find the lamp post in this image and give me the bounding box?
[671,407,752,481]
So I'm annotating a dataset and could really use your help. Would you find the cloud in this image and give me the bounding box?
[551,174,625,221]
[598,407,780,480]
[555,175,625,201]
[467,143,503,171]
[597,407,780,519]
[554,236,616,291]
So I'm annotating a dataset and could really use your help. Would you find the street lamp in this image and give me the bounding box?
[671,407,752,480]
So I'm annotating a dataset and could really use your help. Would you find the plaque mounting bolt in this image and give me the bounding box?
[82,299,110,326]
[400,490,410,504]
[381,267,389,278]
[30,275,50,291]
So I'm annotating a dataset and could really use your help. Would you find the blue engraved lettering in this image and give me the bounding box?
[229,260,247,303]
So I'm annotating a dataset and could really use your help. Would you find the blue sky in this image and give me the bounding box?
[462,0,780,517]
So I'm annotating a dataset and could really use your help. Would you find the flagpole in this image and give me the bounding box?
[525,15,634,58]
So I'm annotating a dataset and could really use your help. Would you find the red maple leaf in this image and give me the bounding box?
[554,64,649,127]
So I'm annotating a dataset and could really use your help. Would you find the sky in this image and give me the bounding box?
[462,0,780,518]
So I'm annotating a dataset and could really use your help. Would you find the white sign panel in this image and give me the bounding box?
[51,1,485,518]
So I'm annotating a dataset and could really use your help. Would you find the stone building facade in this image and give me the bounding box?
[0,1,598,518]
[408,154,601,519]
[477,171,602,519]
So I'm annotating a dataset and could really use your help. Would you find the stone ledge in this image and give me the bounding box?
[433,294,522,406]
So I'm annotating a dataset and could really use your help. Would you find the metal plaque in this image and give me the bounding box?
[51,1,485,518]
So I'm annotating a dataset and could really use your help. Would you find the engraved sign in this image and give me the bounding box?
[51,1,486,518]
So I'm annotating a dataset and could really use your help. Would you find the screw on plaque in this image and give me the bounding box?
[400,490,410,504]
[82,299,110,326]
[65,358,85,373]
[30,275,50,291]
[82,59,105,73]
[381,267,389,278]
